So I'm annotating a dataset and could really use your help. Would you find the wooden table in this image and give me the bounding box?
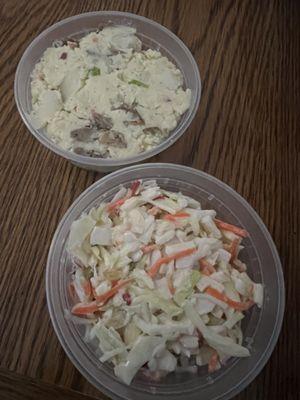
[0,0,299,399]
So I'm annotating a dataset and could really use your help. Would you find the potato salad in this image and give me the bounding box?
[30,26,191,159]
[66,180,263,385]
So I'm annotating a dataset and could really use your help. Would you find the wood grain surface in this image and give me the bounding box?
[0,0,299,399]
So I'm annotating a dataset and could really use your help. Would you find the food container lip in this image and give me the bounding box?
[46,162,285,400]
[14,11,201,167]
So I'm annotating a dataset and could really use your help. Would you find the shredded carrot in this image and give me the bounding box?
[249,283,254,296]
[208,349,219,373]
[148,248,197,278]
[91,286,98,299]
[141,244,159,254]
[107,188,134,213]
[148,206,161,216]
[68,282,77,301]
[205,287,254,311]
[167,274,175,295]
[214,219,248,238]
[107,198,126,212]
[199,258,216,275]
[82,279,92,297]
[229,238,241,262]
[153,195,166,200]
[95,279,132,304]
[163,212,190,222]
[71,301,99,316]
[130,180,140,195]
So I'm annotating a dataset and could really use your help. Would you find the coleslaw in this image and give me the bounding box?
[67,180,263,384]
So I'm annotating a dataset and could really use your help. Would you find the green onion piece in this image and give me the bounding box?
[89,67,101,76]
[128,79,149,88]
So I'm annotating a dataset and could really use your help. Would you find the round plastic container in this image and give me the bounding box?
[46,163,285,400]
[14,12,201,172]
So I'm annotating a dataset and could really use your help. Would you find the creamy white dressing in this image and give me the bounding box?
[30,26,191,159]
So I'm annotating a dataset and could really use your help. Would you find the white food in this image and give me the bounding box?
[30,26,191,159]
[67,180,263,385]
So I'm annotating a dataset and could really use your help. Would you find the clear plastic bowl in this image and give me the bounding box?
[46,163,285,400]
[14,12,201,172]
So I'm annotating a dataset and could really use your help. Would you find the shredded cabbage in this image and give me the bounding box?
[134,316,194,337]
[174,270,201,305]
[67,179,263,384]
[114,336,165,384]
[134,289,182,317]
[184,302,250,357]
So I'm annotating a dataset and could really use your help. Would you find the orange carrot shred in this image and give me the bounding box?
[83,280,92,297]
[205,287,254,311]
[208,350,219,373]
[95,279,132,304]
[107,198,126,212]
[141,244,159,254]
[167,274,175,295]
[214,219,248,238]
[229,238,241,262]
[107,189,133,213]
[91,286,97,299]
[148,248,197,278]
[148,206,161,216]
[130,180,140,195]
[68,282,77,301]
[163,212,190,222]
[153,194,166,200]
[71,301,99,316]
[199,258,216,275]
